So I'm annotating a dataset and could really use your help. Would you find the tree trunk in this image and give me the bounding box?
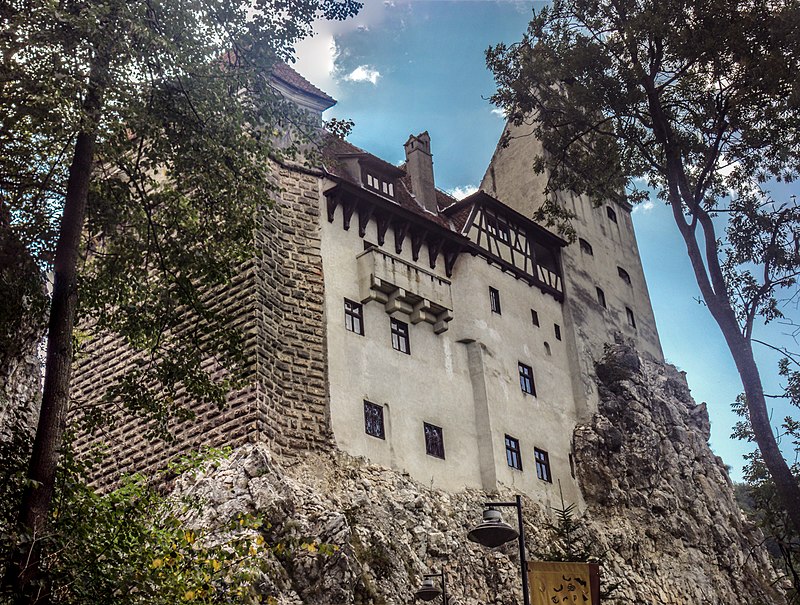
[5,54,108,604]
[709,300,800,534]
[643,70,800,536]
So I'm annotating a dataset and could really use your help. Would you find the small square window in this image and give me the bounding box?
[391,318,410,354]
[531,309,540,327]
[344,299,364,335]
[606,206,617,223]
[554,323,562,341]
[535,448,552,483]
[596,287,606,308]
[489,287,502,314]
[505,435,522,470]
[424,422,445,459]
[618,266,631,286]
[579,238,593,255]
[518,362,536,396]
[364,401,385,439]
[626,306,637,328]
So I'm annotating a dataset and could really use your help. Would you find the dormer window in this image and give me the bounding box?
[365,172,394,198]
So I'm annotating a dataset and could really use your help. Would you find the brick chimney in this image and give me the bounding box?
[404,131,438,214]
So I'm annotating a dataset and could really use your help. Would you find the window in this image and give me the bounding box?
[535,448,552,483]
[544,342,551,356]
[424,423,445,459]
[365,172,395,198]
[531,309,540,327]
[518,362,536,396]
[579,238,593,255]
[489,287,502,314]
[626,306,637,328]
[390,318,410,354]
[505,435,522,470]
[363,401,385,439]
[554,323,562,341]
[344,299,364,335]
[606,206,617,223]
[569,453,576,478]
[618,266,631,285]
[596,287,606,308]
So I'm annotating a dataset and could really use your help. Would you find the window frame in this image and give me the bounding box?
[618,266,632,286]
[363,400,385,439]
[596,287,606,308]
[534,448,552,483]
[626,306,637,328]
[364,171,395,198]
[424,422,445,459]
[518,362,536,396]
[606,206,617,223]
[579,238,594,255]
[390,318,410,354]
[505,435,523,470]
[554,323,562,341]
[531,309,540,327]
[489,287,502,315]
[344,298,364,336]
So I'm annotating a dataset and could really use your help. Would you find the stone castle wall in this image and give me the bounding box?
[70,160,331,484]
[251,163,331,456]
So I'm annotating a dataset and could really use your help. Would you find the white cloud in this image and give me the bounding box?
[490,107,506,118]
[345,65,381,84]
[293,0,398,100]
[632,200,655,214]
[448,185,479,200]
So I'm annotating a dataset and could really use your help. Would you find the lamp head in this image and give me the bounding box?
[467,507,519,548]
[414,577,442,601]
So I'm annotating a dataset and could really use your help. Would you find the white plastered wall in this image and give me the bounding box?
[320,180,583,509]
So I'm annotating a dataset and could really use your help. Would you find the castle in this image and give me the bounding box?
[72,65,663,510]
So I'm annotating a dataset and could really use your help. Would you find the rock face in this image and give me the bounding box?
[576,343,781,604]
[174,345,782,604]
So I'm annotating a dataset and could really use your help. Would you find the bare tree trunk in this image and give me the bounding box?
[5,53,108,604]
[642,70,800,536]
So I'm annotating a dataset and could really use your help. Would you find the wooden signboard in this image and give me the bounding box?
[528,561,601,605]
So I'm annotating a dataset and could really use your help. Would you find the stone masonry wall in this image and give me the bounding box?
[71,267,259,487]
[71,159,330,485]
[252,162,330,456]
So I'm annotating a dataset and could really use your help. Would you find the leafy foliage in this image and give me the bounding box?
[2,0,360,433]
[733,410,800,602]
[0,433,340,604]
[486,0,800,536]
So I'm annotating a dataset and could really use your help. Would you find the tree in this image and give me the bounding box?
[486,0,800,532]
[1,0,359,600]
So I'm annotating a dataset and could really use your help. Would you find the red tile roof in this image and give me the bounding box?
[272,62,336,107]
[322,134,459,231]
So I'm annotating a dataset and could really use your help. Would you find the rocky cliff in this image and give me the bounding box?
[173,344,782,604]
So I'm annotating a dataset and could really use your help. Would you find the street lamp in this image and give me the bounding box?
[467,494,530,605]
[414,570,448,604]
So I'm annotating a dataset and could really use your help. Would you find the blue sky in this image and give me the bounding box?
[294,0,800,481]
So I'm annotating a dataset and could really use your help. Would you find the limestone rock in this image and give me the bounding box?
[169,344,783,604]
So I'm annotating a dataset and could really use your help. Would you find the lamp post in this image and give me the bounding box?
[414,570,448,604]
[467,494,530,605]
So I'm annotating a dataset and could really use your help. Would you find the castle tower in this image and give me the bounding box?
[480,120,663,419]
